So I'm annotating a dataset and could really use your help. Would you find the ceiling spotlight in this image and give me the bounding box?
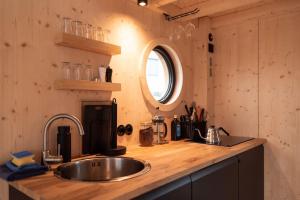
[138,0,148,6]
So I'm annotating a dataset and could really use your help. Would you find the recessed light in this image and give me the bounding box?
[137,0,147,6]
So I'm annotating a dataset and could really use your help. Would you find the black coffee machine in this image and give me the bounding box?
[82,99,126,156]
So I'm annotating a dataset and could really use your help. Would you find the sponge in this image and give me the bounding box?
[10,151,35,167]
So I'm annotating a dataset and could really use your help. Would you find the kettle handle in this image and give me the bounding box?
[162,122,168,138]
[195,128,207,140]
[218,127,230,136]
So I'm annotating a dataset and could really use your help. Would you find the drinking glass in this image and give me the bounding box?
[83,24,93,39]
[72,21,83,36]
[73,63,82,80]
[185,22,196,38]
[174,25,184,40]
[103,29,111,42]
[62,62,71,80]
[62,17,72,34]
[95,27,104,41]
[84,65,93,81]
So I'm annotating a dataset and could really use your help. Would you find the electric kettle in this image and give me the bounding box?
[195,126,230,144]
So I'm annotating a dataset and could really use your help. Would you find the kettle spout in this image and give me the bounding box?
[195,128,207,140]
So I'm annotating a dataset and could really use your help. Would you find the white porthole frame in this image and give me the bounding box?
[139,39,184,112]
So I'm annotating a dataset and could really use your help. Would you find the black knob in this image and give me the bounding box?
[125,124,133,135]
[117,125,125,136]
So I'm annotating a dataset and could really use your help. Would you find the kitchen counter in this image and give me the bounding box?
[9,138,266,200]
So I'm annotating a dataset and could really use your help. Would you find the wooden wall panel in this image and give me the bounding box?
[213,20,259,137]
[192,17,215,122]
[212,3,300,200]
[259,13,300,200]
[0,0,193,176]
[0,0,194,198]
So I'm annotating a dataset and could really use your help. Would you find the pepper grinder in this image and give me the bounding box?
[106,66,112,82]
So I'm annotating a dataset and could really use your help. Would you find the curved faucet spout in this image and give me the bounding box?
[42,113,85,168]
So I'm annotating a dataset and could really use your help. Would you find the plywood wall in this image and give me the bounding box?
[259,13,300,200]
[211,1,300,199]
[192,17,215,122]
[213,19,259,137]
[0,0,193,165]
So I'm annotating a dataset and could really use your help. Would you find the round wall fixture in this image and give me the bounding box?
[139,39,184,112]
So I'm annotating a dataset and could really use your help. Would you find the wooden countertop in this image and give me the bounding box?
[9,139,266,200]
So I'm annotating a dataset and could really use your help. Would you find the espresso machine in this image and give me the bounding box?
[152,115,168,144]
[81,99,126,156]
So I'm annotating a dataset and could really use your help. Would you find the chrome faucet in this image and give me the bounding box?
[42,113,84,168]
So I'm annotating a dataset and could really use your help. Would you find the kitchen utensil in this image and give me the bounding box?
[199,108,205,122]
[152,115,168,144]
[195,126,230,145]
[184,105,190,116]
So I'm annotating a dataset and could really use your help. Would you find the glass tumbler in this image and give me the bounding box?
[72,20,83,36]
[62,62,71,80]
[83,24,93,39]
[95,27,104,41]
[62,17,72,34]
[84,65,93,81]
[185,22,196,39]
[103,29,111,42]
[73,63,82,80]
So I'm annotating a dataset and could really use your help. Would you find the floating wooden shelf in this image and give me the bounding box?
[55,33,121,55]
[54,80,121,91]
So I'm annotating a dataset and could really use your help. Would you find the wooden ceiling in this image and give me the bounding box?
[133,0,272,21]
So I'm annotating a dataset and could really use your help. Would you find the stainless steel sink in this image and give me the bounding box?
[54,156,151,182]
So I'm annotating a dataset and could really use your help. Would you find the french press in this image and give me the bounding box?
[152,115,168,144]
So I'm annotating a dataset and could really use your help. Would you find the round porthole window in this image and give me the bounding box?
[139,39,184,112]
[146,46,175,104]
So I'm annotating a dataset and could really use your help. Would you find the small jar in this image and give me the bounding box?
[139,122,153,147]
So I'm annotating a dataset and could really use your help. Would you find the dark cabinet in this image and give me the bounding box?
[191,157,238,200]
[238,145,264,200]
[9,186,33,200]
[134,176,191,200]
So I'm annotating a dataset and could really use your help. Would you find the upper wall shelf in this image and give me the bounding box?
[54,80,121,91]
[55,33,121,56]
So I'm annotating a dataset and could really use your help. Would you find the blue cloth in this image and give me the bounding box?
[11,151,33,159]
[5,161,44,172]
[0,162,48,181]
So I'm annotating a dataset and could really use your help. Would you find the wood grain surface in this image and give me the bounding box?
[54,80,121,91]
[9,139,266,200]
[55,33,121,56]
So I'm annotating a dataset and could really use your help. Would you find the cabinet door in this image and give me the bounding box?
[191,157,238,200]
[238,145,264,200]
[9,186,33,200]
[133,176,191,200]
